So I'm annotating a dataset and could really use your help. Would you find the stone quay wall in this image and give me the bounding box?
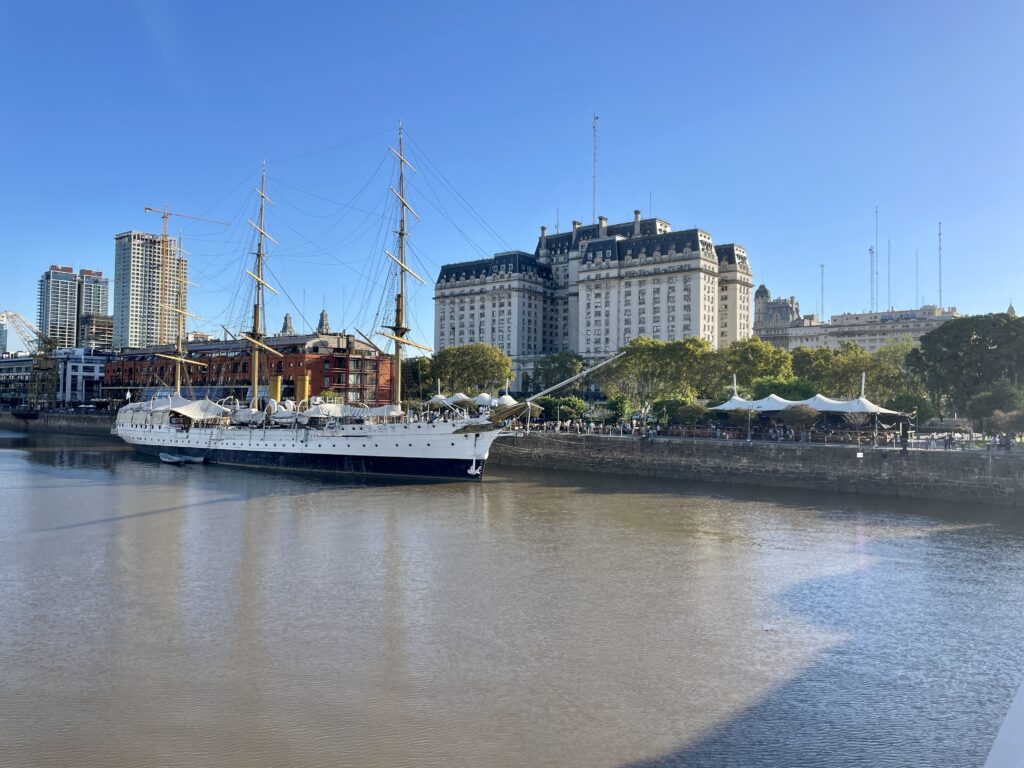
[490,432,1024,507]
[0,411,116,437]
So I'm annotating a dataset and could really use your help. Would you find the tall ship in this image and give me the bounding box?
[113,128,507,481]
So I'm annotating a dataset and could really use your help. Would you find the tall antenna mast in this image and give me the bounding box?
[938,221,943,308]
[887,238,891,310]
[915,249,919,307]
[820,264,825,320]
[868,246,875,312]
[873,206,879,312]
[592,115,599,225]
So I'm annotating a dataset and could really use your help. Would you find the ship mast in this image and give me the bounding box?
[381,123,431,405]
[242,163,282,407]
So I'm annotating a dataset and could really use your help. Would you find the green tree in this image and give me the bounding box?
[791,346,836,392]
[887,392,938,422]
[650,398,706,425]
[965,380,1024,421]
[533,396,559,419]
[556,396,588,419]
[750,375,816,401]
[724,337,792,387]
[665,337,721,399]
[606,394,631,422]
[821,342,873,398]
[777,404,820,429]
[910,314,1024,414]
[532,352,586,394]
[430,343,513,394]
[868,339,927,408]
[533,395,587,420]
[595,337,690,416]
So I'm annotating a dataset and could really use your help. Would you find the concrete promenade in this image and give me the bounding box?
[491,431,1024,507]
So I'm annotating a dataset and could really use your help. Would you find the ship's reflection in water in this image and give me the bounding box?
[1,433,1021,767]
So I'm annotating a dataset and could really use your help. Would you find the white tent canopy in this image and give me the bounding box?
[748,394,794,412]
[710,393,901,415]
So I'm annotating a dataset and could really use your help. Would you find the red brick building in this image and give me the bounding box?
[103,332,393,404]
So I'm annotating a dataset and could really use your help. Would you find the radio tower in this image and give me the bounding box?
[873,206,879,312]
[592,115,599,225]
[938,221,943,309]
[820,264,825,320]
[868,246,876,312]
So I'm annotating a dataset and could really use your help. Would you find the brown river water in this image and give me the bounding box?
[1,430,1022,767]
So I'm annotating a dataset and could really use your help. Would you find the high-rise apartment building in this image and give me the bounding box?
[37,266,111,350]
[0,317,7,354]
[37,265,80,348]
[435,211,753,387]
[113,231,188,350]
[76,268,111,348]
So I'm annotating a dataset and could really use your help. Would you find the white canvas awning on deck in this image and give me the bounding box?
[121,393,193,413]
[302,403,403,419]
[172,399,229,421]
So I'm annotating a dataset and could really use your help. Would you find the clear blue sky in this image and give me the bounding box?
[1,1,1021,352]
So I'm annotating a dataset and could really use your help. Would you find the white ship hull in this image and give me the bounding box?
[114,417,503,481]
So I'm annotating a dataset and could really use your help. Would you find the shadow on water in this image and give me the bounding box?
[615,521,1024,768]
[33,494,251,532]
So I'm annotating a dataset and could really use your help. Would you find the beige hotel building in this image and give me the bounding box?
[434,211,753,388]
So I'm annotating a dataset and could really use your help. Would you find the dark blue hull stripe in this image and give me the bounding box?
[134,444,485,481]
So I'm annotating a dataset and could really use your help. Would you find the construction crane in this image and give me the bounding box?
[0,310,59,409]
[143,206,227,345]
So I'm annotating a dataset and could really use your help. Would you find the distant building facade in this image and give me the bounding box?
[54,348,110,405]
[36,266,111,350]
[78,314,114,351]
[0,354,33,407]
[76,269,109,346]
[753,284,959,352]
[0,318,7,355]
[102,332,393,404]
[435,211,753,387]
[113,231,188,350]
[37,265,80,348]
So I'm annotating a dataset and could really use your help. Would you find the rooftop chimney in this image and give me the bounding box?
[539,225,547,252]
[572,220,581,235]
[633,209,641,235]
[598,216,608,237]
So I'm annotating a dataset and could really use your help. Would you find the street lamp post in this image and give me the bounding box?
[747,408,752,442]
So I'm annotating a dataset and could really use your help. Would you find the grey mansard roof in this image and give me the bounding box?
[714,243,746,265]
[437,251,552,283]
[535,217,671,256]
[578,229,705,265]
